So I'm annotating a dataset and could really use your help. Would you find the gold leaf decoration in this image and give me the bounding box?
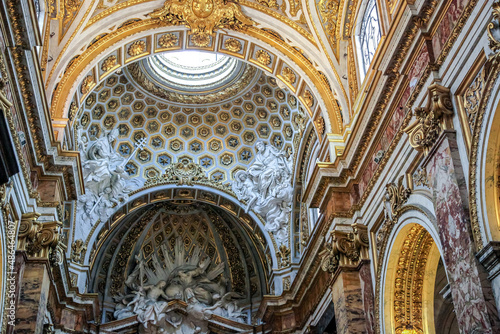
[80,75,95,95]
[149,0,253,46]
[128,40,146,57]
[224,38,242,52]
[255,50,271,65]
[158,33,179,48]
[303,90,313,107]
[282,67,296,84]
[191,33,210,47]
[101,55,117,72]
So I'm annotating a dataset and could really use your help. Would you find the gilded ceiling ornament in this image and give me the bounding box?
[191,33,211,47]
[488,1,500,53]
[101,55,117,72]
[68,101,78,121]
[317,0,340,54]
[257,0,279,9]
[224,38,242,52]
[158,33,178,48]
[163,159,209,186]
[149,0,253,47]
[80,75,95,94]
[282,66,296,84]
[255,50,271,65]
[128,40,146,57]
[315,115,325,135]
[404,83,454,155]
[303,89,313,107]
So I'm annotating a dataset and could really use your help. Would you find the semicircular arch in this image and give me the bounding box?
[51,23,343,137]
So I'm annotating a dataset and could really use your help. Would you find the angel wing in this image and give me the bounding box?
[206,262,225,281]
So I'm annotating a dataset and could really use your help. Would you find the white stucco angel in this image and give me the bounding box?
[232,141,294,244]
[75,129,142,240]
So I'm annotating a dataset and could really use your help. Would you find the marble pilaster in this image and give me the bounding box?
[9,253,51,334]
[424,132,500,333]
[331,262,374,334]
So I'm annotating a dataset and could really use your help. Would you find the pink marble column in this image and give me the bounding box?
[424,132,500,333]
[331,262,375,334]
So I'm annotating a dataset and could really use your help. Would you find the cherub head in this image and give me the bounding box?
[255,140,266,152]
[156,281,167,289]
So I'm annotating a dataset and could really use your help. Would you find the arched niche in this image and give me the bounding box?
[379,212,456,334]
[87,199,270,323]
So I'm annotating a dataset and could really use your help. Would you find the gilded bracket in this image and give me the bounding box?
[404,83,454,155]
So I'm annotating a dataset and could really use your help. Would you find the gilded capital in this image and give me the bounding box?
[17,212,42,251]
[320,224,370,275]
[19,214,62,259]
[404,83,454,155]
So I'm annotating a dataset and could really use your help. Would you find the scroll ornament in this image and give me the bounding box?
[320,224,369,274]
[17,212,62,259]
[488,1,500,53]
[404,83,454,155]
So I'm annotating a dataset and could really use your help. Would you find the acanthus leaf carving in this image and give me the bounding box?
[18,213,62,259]
[320,224,369,275]
[404,83,454,155]
[385,175,411,218]
[488,1,500,53]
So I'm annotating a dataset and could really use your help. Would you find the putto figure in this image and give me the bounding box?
[232,141,293,243]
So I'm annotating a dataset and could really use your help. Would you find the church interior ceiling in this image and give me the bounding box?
[0,0,487,331]
[76,58,306,187]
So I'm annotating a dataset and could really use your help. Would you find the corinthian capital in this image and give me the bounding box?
[320,224,370,274]
[404,83,454,154]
